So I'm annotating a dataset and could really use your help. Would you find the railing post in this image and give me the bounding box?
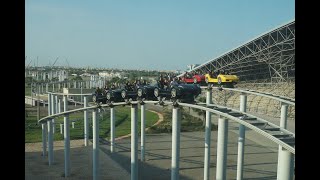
[55,95,58,114]
[131,104,138,180]
[204,88,212,180]
[277,147,294,180]
[42,123,47,157]
[84,96,89,146]
[63,95,70,177]
[92,109,99,180]
[53,83,55,92]
[277,103,293,180]
[110,107,115,152]
[51,94,55,134]
[60,123,63,134]
[171,106,181,180]
[58,98,61,114]
[237,94,247,180]
[46,83,48,93]
[216,116,229,180]
[47,119,54,165]
[47,93,51,116]
[141,103,146,161]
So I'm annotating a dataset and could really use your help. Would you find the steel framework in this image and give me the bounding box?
[185,20,295,83]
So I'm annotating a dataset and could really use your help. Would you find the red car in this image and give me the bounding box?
[181,73,206,85]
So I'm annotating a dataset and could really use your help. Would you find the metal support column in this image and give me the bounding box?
[58,99,61,114]
[131,104,138,180]
[92,109,99,180]
[51,95,56,134]
[60,124,63,134]
[37,86,40,122]
[47,120,53,165]
[141,104,146,161]
[277,147,294,180]
[172,106,181,180]
[204,88,212,180]
[216,117,229,180]
[84,96,89,146]
[237,94,247,180]
[63,95,70,177]
[42,123,47,157]
[55,95,58,115]
[110,107,115,152]
[277,103,293,179]
[47,93,51,116]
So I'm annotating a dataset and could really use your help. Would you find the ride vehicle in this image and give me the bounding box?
[92,88,107,104]
[105,89,124,103]
[136,83,158,101]
[154,82,201,103]
[181,72,206,85]
[204,71,239,88]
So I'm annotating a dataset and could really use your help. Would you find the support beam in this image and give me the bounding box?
[277,103,294,179]
[84,96,89,146]
[171,106,181,180]
[141,104,146,161]
[47,120,54,165]
[216,117,228,180]
[51,95,56,134]
[277,147,294,180]
[110,107,115,152]
[92,109,99,180]
[237,94,247,180]
[42,123,47,157]
[204,88,212,180]
[131,104,138,180]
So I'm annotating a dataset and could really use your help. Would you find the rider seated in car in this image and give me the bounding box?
[170,77,179,86]
[95,87,102,95]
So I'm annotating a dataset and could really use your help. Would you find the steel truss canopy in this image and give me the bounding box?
[182,20,295,83]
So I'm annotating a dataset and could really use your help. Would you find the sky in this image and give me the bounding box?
[25,0,295,71]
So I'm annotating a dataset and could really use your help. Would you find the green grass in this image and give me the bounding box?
[25,106,159,143]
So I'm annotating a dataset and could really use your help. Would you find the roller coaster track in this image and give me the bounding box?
[38,100,295,154]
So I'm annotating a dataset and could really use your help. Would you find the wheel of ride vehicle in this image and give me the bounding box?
[121,90,126,98]
[92,95,97,102]
[205,77,209,84]
[171,88,177,98]
[193,78,198,84]
[106,92,111,100]
[137,89,143,97]
[218,77,222,85]
[154,88,159,97]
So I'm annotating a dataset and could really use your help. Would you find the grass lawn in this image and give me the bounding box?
[25,106,159,143]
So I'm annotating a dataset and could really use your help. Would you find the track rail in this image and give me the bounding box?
[38,100,295,154]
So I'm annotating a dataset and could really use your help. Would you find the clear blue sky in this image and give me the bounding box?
[25,0,295,71]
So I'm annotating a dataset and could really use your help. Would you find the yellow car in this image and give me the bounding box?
[204,73,239,88]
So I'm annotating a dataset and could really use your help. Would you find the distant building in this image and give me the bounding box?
[98,71,122,79]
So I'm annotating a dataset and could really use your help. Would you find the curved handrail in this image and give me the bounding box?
[46,92,93,96]
[38,100,295,154]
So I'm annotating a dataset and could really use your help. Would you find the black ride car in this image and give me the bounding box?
[105,89,124,103]
[136,84,158,101]
[154,83,201,103]
[92,90,107,104]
